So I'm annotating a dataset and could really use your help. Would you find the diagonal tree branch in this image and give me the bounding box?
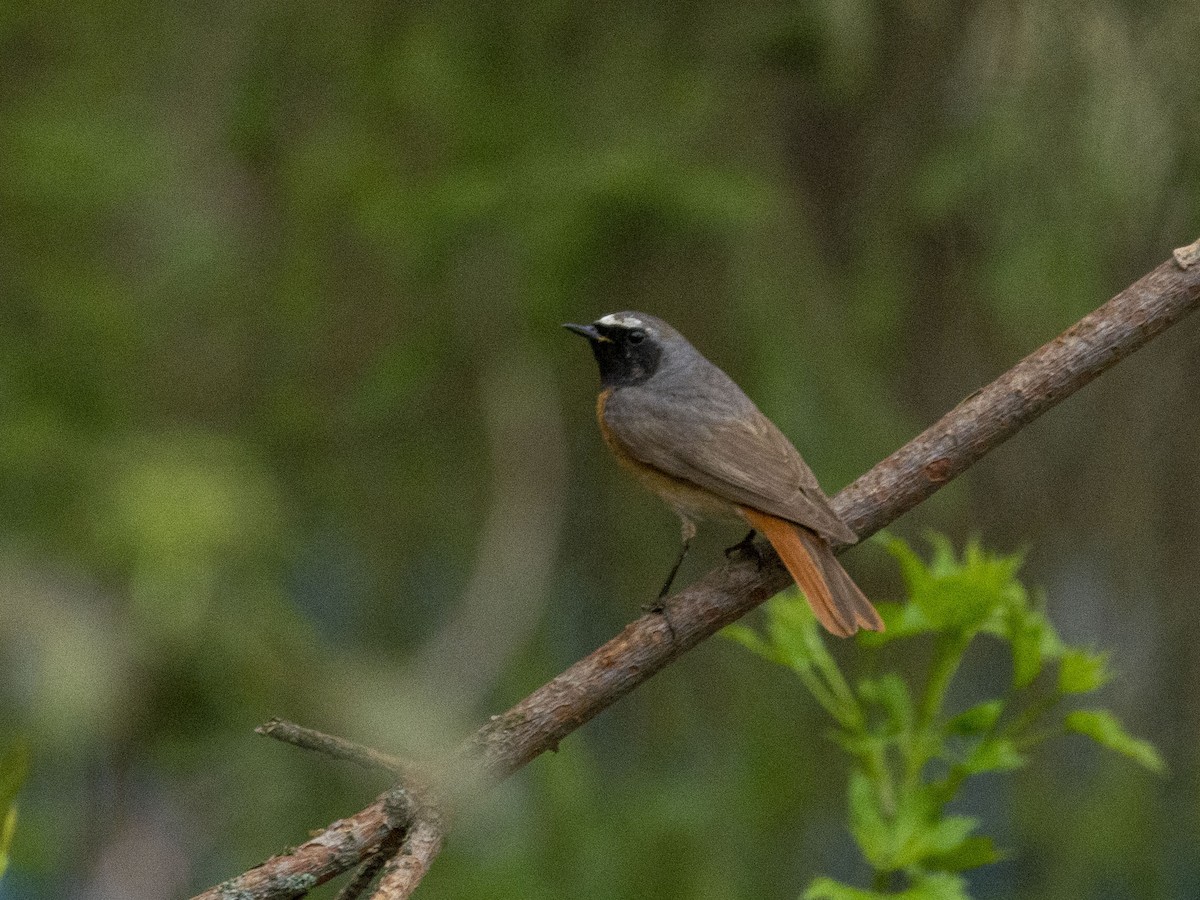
[192,245,1200,900]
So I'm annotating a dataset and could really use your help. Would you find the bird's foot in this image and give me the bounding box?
[724,529,763,568]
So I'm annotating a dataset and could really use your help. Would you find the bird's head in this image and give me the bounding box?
[563,312,674,388]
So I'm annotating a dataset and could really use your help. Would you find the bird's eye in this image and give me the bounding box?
[628,329,646,344]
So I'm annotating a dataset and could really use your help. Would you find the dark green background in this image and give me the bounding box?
[2,1,1199,897]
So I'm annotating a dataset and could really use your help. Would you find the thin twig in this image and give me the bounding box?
[255,718,416,779]
[190,245,1200,900]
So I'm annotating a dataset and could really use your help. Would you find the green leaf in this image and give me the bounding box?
[847,771,964,870]
[1058,648,1111,694]
[960,738,1025,775]
[721,623,780,665]
[804,873,970,900]
[764,591,822,674]
[926,532,961,578]
[871,783,978,870]
[921,571,1009,631]
[803,877,881,900]
[856,600,930,646]
[888,535,1025,632]
[847,769,892,869]
[889,812,978,869]
[1065,710,1166,774]
[924,834,1005,872]
[827,729,888,761]
[1004,606,1063,689]
[885,536,934,598]
[859,675,915,736]
[947,700,1003,735]
[1009,617,1045,689]
[904,872,971,900]
[922,815,979,856]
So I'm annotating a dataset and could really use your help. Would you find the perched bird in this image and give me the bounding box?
[564,311,883,637]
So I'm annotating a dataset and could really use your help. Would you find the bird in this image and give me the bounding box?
[564,311,883,637]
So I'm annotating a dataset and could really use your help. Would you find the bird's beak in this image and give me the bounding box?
[563,322,607,342]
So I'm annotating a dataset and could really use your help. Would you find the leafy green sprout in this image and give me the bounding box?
[724,534,1164,900]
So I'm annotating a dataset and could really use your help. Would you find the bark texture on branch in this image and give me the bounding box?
[197,788,412,900]
[368,816,446,900]
[335,827,408,900]
[191,248,1200,900]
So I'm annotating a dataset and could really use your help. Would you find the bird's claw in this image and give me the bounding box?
[724,530,764,568]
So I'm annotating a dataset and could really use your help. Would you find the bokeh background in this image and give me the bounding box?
[2,1,1200,897]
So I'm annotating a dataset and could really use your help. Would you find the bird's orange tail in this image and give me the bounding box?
[739,507,884,638]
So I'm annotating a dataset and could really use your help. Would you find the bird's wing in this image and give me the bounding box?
[603,384,858,544]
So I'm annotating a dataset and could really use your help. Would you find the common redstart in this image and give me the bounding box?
[565,312,883,637]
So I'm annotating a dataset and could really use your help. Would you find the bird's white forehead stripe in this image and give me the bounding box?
[597,313,643,328]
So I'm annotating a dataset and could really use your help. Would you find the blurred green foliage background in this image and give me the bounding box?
[1,1,1199,897]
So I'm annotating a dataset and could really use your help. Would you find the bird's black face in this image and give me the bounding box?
[564,313,665,388]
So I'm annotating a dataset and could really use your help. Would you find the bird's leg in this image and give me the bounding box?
[656,540,691,600]
[646,519,696,612]
[724,529,763,567]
